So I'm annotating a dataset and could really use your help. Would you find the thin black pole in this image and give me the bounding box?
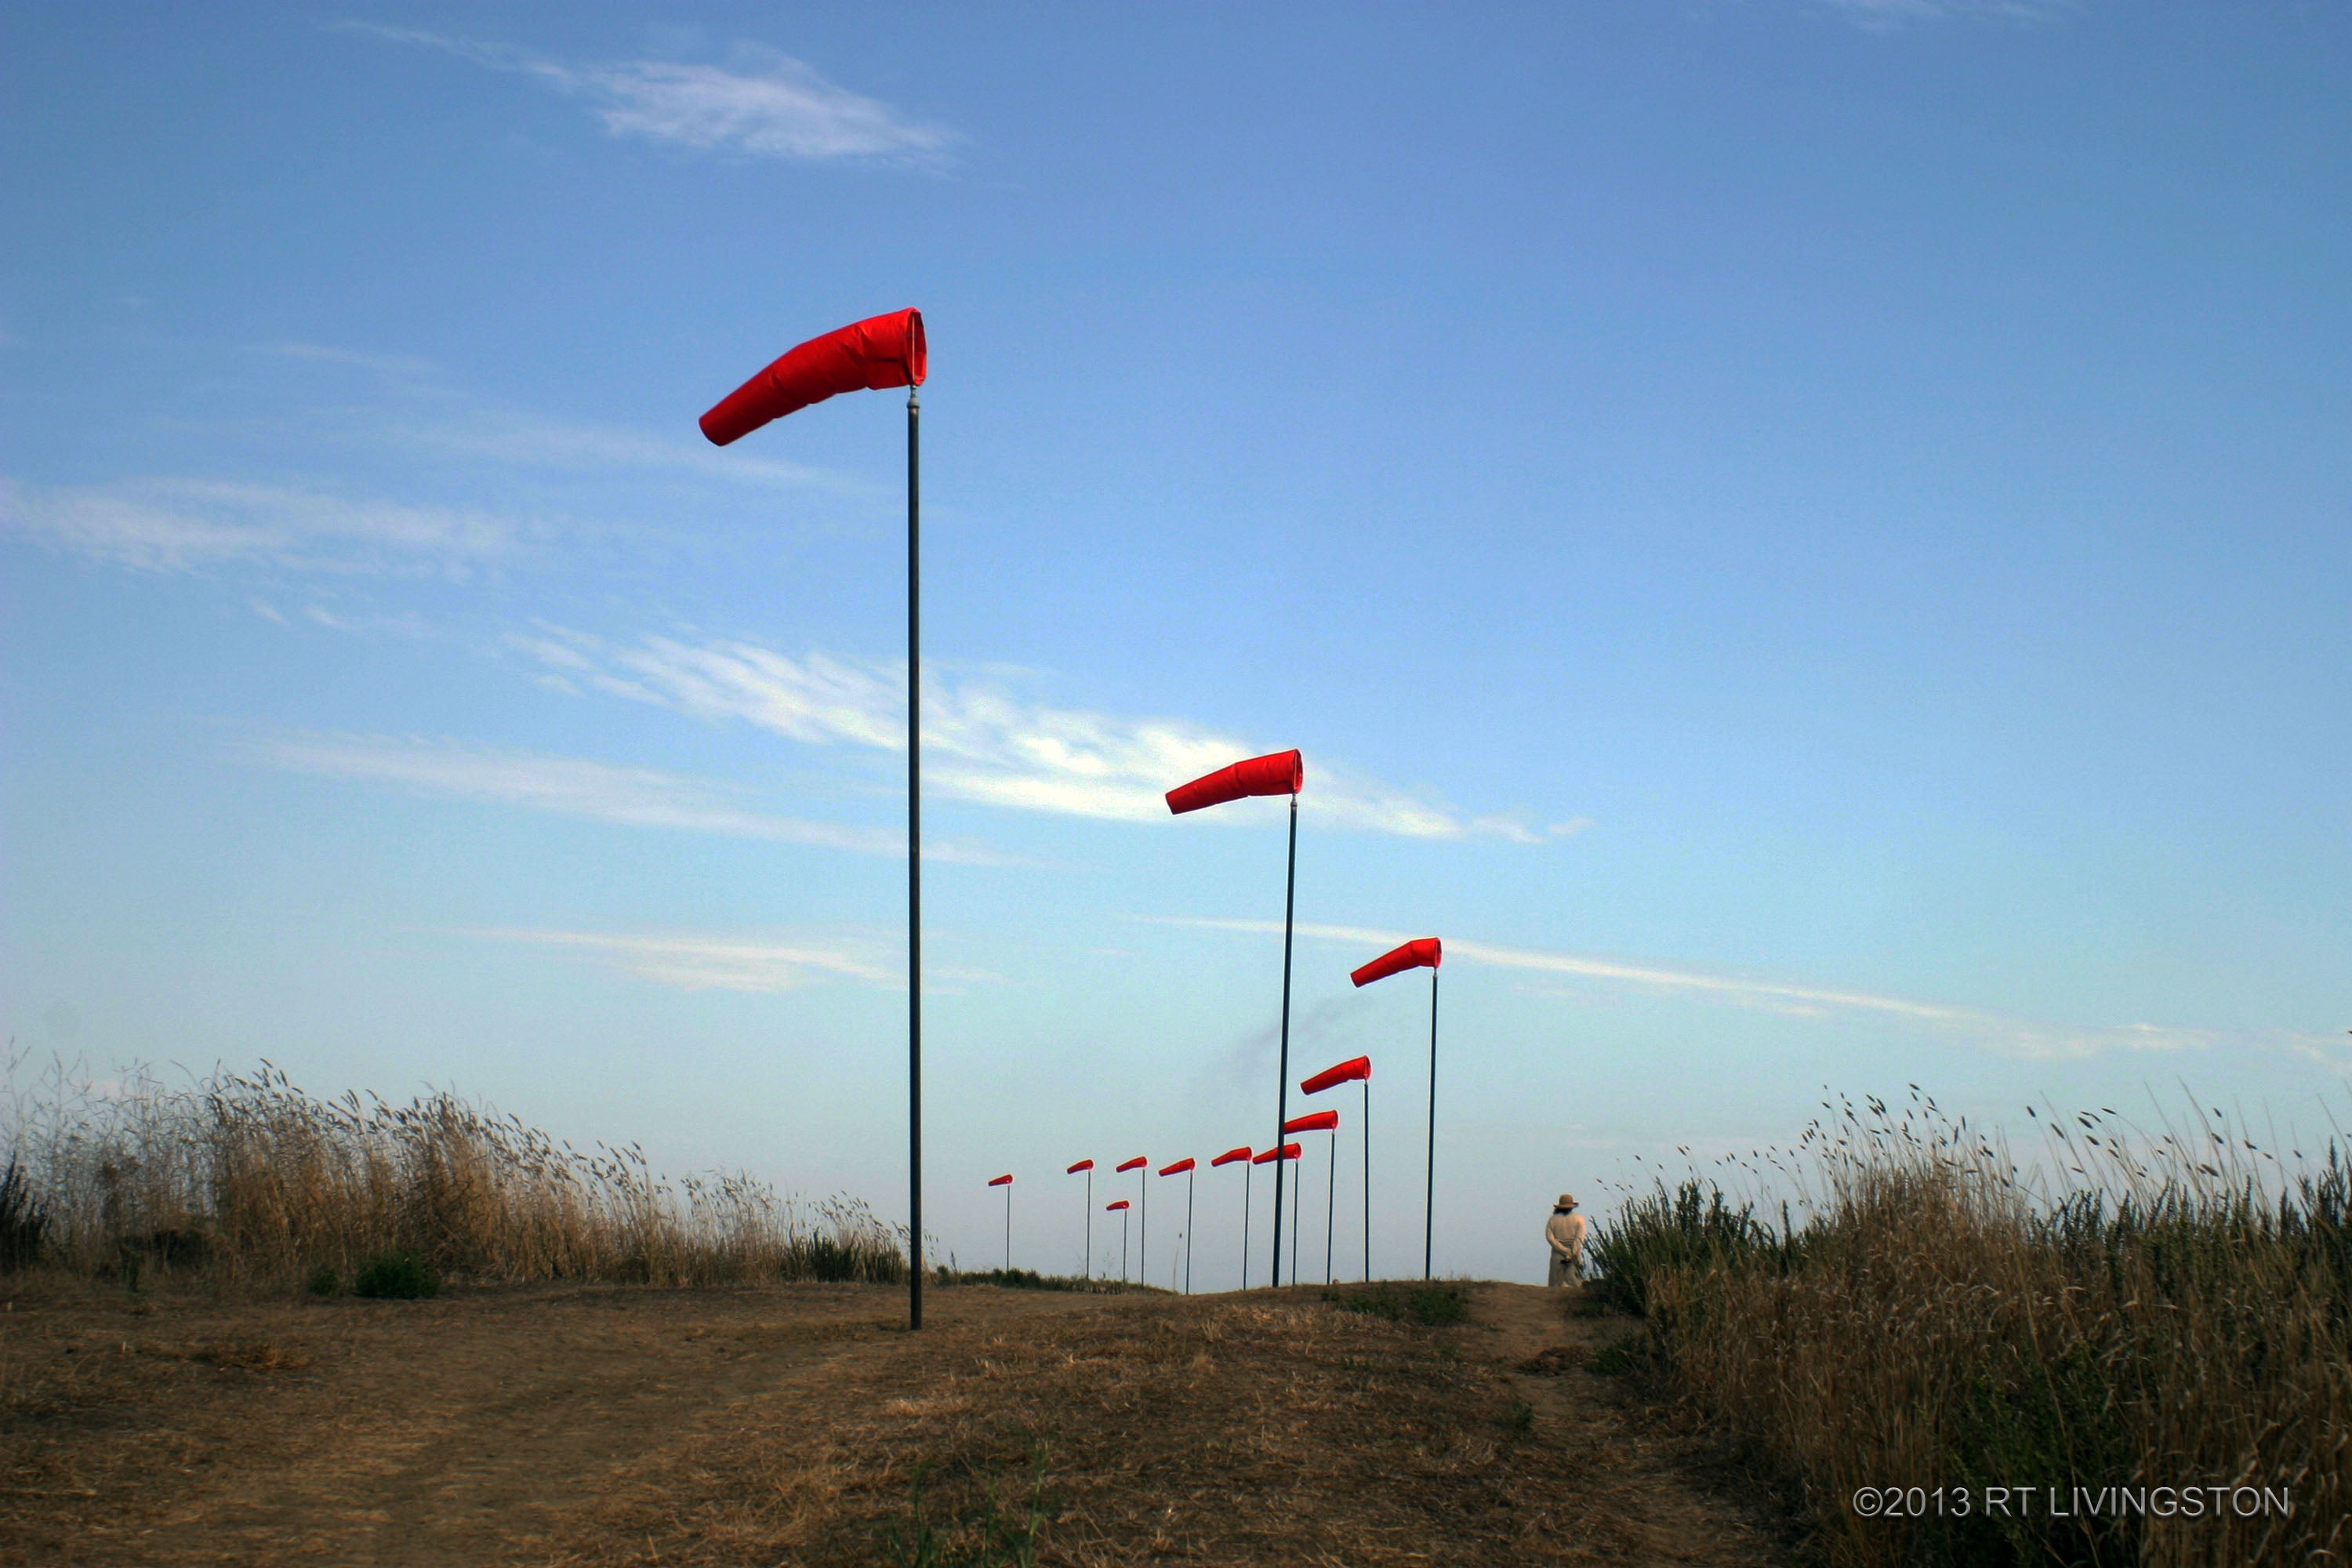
[1323,1130,1336,1284]
[1290,1152,1301,1283]
[1240,1160,1252,1289]
[1271,793,1298,1286]
[1185,1168,1195,1294]
[1423,967,1437,1281]
[908,390,924,1329]
[1362,1076,1371,1281]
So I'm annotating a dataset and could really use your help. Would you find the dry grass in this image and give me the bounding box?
[0,1051,902,1294]
[549,1283,1757,1566]
[1594,1089,2352,1567]
[0,1278,1783,1567]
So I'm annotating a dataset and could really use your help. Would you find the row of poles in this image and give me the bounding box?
[985,932,1443,1293]
[699,308,1442,1326]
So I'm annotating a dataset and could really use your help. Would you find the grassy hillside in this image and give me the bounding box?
[1588,1090,2350,1566]
[0,1054,901,1292]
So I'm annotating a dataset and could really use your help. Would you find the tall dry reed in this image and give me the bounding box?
[0,1051,903,1290]
[1595,1089,2350,1567]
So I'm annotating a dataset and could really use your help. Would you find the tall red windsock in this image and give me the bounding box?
[1065,1159,1094,1174]
[1106,1199,1131,1210]
[1283,1110,1339,1135]
[1352,938,1443,987]
[1253,1142,1303,1164]
[1116,1156,1148,1173]
[1165,750,1304,815]
[1210,1145,1254,1167]
[1159,1158,1196,1176]
[988,1174,1013,1186]
[1301,1056,1372,1095]
[699,309,927,446]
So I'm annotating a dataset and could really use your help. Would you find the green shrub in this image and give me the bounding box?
[935,1266,1145,1292]
[1588,1339,1643,1377]
[305,1263,341,1297]
[888,1448,1051,1567]
[352,1250,437,1299]
[1584,1178,1786,1318]
[1323,1279,1469,1327]
[0,1156,47,1273]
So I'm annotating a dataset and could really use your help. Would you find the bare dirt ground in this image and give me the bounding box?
[1,1277,1790,1566]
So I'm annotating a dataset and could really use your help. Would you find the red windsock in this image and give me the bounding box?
[1283,1110,1339,1135]
[1106,1200,1131,1210]
[1252,1142,1303,1164]
[1065,1159,1095,1174]
[1116,1156,1148,1173]
[1159,1158,1196,1176]
[699,309,927,446]
[1352,937,1443,987]
[1301,1056,1372,1095]
[1210,1145,1254,1167]
[1165,750,1304,814]
[988,1174,1013,1186]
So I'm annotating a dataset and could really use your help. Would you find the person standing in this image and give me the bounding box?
[1545,1193,1588,1287]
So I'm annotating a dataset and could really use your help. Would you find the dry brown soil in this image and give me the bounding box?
[1,1278,1788,1566]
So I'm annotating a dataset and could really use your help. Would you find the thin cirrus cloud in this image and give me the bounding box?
[249,729,1005,865]
[2,475,535,577]
[466,928,894,993]
[240,342,858,494]
[464,927,1004,994]
[515,628,1578,843]
[1149,916,2221,1061]
[350,24,954,164]
[1809,0,2066,29]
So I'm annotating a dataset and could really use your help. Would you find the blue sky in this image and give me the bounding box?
[3,2,2347,1287]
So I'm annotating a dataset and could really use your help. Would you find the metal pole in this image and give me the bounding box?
[1085,1168,1092,1279]
[1241,1160,1252,1290]
[1324,1130,1336,1284]
[1423,967,1437,1281]
[1185,1168,1195,1294]
[1290,1152,1301,1285]
[1004,1184,1011,1272]
[1272,793,1298,1286]
[1122,1210,1130,1282]
[1139,1164,1148,1288]
[907,390,924,1329]
[1362,1076,1371,1281]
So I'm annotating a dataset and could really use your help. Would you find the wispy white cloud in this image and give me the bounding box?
[241,339,861,494]
[514,628,1569,842]
[1809,0,2068,31]
[1148,916,2223,1060]
[2,476,535,576]
[353,25,953,164]
[250,730,1003,863]
[381,408,859,493]
[253,340,437,380]
[465,926,1004,994]
[469,927,894,993]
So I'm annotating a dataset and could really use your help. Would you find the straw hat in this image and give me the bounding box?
[1556,1193,1577,1209]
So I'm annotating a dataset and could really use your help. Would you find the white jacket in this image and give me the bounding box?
[1546,1209,1587,1259]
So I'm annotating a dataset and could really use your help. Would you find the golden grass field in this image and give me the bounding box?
[7,1062,2343,1564]
[0,1276,1787,1567]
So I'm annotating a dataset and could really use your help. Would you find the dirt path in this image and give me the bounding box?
[1468,1283,1784,1565]
[2,1281,1788,1566]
